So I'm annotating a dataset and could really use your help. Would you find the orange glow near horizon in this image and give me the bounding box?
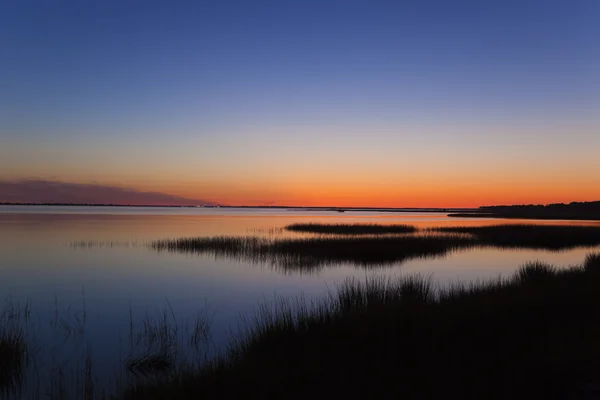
[2,2,600,210]
[150,178,600,208]
[3,120,599,208]
[1,174,599,208]
[123,161,600,207]
[3,164,600,208]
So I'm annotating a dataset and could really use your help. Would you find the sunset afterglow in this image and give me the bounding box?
[2,1,599,207]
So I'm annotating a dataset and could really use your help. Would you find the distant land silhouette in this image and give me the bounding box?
[0,202,209,208]
[0,179,215,206]
[0,202,475,213]
[450,201,600,220]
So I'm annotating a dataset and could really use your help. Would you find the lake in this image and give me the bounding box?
[2,205,600,397]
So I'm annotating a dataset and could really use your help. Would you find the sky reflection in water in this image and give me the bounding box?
[1,206,599,390]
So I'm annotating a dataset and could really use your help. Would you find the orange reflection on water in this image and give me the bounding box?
[2,208,600,249]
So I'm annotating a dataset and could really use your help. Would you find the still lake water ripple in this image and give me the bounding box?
[1,205,600,392]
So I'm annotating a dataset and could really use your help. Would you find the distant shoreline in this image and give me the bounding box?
[0,203,476,213]
[0,203,205,208]
[447,201,600,221]
[449,213,600,221]
[4,202,600,220]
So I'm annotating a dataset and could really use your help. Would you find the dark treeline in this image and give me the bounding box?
[451,201,600,220]
[0,202,202,208]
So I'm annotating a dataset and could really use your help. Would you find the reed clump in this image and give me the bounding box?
[0,330,27,395]
[151,234,476,269]
[0,304,28,396]
[285,223,417,235]
[151,225,600,273]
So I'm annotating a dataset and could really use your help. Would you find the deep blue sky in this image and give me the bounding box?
[1,0,599,206]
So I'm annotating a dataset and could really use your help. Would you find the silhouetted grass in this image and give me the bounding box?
[0,329,27,395]
[429,224,600,250]
[151,234,476,270]
[584,253,600,272]
[120,253,600,400]
[150,225,600,273]
[125,309,178,379]
[285,223,417,235]
[515,261,557,283]
[0,303,29,396]
[69,240,141,249]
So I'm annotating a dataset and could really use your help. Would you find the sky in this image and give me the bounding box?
[1,0,599,207]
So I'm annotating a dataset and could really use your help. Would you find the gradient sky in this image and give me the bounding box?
[1,0,599,207]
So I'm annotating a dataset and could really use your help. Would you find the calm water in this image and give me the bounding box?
[2,205,600,394]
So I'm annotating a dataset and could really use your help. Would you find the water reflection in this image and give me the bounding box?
[2,206,600,398]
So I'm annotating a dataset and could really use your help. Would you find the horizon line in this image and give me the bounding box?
[0,202,479,210]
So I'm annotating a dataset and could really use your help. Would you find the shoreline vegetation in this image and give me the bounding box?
[148,224,600,271]
[120,253,600,400]
[449,200,600,220]
[0,314,27,396]
[151,234,476,270]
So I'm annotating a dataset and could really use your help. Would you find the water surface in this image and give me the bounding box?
[1,205,599,394]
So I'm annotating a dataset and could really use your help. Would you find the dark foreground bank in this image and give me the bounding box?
[120,253,600,400]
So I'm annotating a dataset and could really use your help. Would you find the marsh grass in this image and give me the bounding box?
[0,300,31,397]
[515,261,557,283]
[69,240,142,249]
[122,302,213,390]
[246,227,284,236]
[285,223,417,235]
[429,224,600,250]
[584,253,600,272]
[151,234,476,270]
[121,253,600,400]
[125,311,177,379]
[0,326,27,395]
[150,225,600,273]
